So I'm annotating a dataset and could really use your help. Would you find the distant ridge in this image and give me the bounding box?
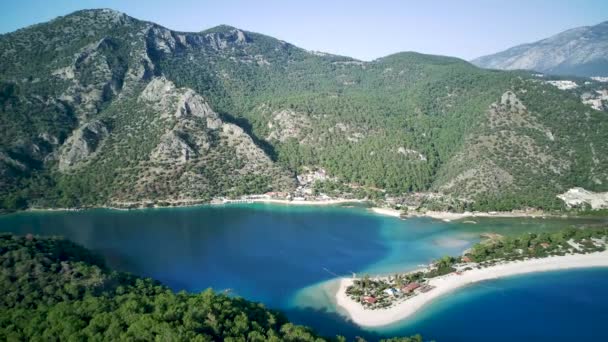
[472,21,608,77]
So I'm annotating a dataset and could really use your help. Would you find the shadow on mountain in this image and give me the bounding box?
[218,110,279,161]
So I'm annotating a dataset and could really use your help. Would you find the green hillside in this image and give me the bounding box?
[1,9,607,211]
[0,233,422,341]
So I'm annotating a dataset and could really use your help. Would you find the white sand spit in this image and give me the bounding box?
[247,198,365,206]
[335,251,608,327]
[369,207,402,217]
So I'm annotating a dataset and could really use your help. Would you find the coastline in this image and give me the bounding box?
[15,200,594,222]
[369,207,554,222]
[228,198,366,206]
[335,250,608,327]
[19,198,367,215]
[369,207,403,218]
[413,210,551,222]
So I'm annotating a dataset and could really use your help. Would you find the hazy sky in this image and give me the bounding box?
[1,0,607,60]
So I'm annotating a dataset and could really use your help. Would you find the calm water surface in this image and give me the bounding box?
[0,204,606,341]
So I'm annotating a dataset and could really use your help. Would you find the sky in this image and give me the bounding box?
[1,0,607,61]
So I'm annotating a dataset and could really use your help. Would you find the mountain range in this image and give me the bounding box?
[1,9,607,211]
[473,20,608,77]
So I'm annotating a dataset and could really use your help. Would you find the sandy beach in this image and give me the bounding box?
[16,200,574,223]
[247,198,366,206]
[26,198,366,213]
[383,210,549,221]
[367,207,550,222]
[335,250,608,327]
[369,207,403,217]
[424,210,550,221]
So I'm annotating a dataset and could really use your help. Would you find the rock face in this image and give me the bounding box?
[581,89,608,111]
[558,187,608,209]
[142,79,211,166]
[124,77,294,202]
[472,21,608,77]
[175,90,222,129]
[139,77,221,128]
[0,8,297,206]
[205,27,250,50]
[144,77,267,167]
[52,37,131,120]
[58,120,109,171]
[220,124,275,168]
[266,109,311,142]
[151,131,197,163]
[397,147,427,161]
[139,77,176,103]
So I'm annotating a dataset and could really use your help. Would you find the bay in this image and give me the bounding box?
[0,204,606,341]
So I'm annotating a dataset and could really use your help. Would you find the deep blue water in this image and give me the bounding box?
[0,205,391,306]
[0,204,606,341]
[382,268,608,342]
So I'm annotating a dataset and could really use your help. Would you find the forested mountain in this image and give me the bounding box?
[1,9,608,211]
[472,21,608,77]
[0,233,421,341]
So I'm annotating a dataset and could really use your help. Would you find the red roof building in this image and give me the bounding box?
[401,282,421,293]
[363,296,377,304]
[462,256,472,263]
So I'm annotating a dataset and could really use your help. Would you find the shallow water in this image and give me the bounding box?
[0,204,606,341]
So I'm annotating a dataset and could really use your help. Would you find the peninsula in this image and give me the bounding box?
[336,227,608,327]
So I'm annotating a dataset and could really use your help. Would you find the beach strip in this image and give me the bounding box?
[367,208,550,221]
[335,250,608,327]
[224,198,366,206]
[369,207,403,217]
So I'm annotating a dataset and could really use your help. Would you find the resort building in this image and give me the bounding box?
[401,282,421,294]
[362,296,377,304]
[383,288,399,296]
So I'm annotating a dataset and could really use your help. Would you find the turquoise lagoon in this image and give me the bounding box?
[0,204,606,341]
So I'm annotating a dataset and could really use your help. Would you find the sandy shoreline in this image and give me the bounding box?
[369,208,552,221]
[410,210,552,222]
[18,201,584,222]
[19,198,366,214]
[227,198,366,206]
[335,251,608,327]
[369,207,403,217]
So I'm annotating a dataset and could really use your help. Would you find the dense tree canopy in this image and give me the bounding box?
[0,233,423,341]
